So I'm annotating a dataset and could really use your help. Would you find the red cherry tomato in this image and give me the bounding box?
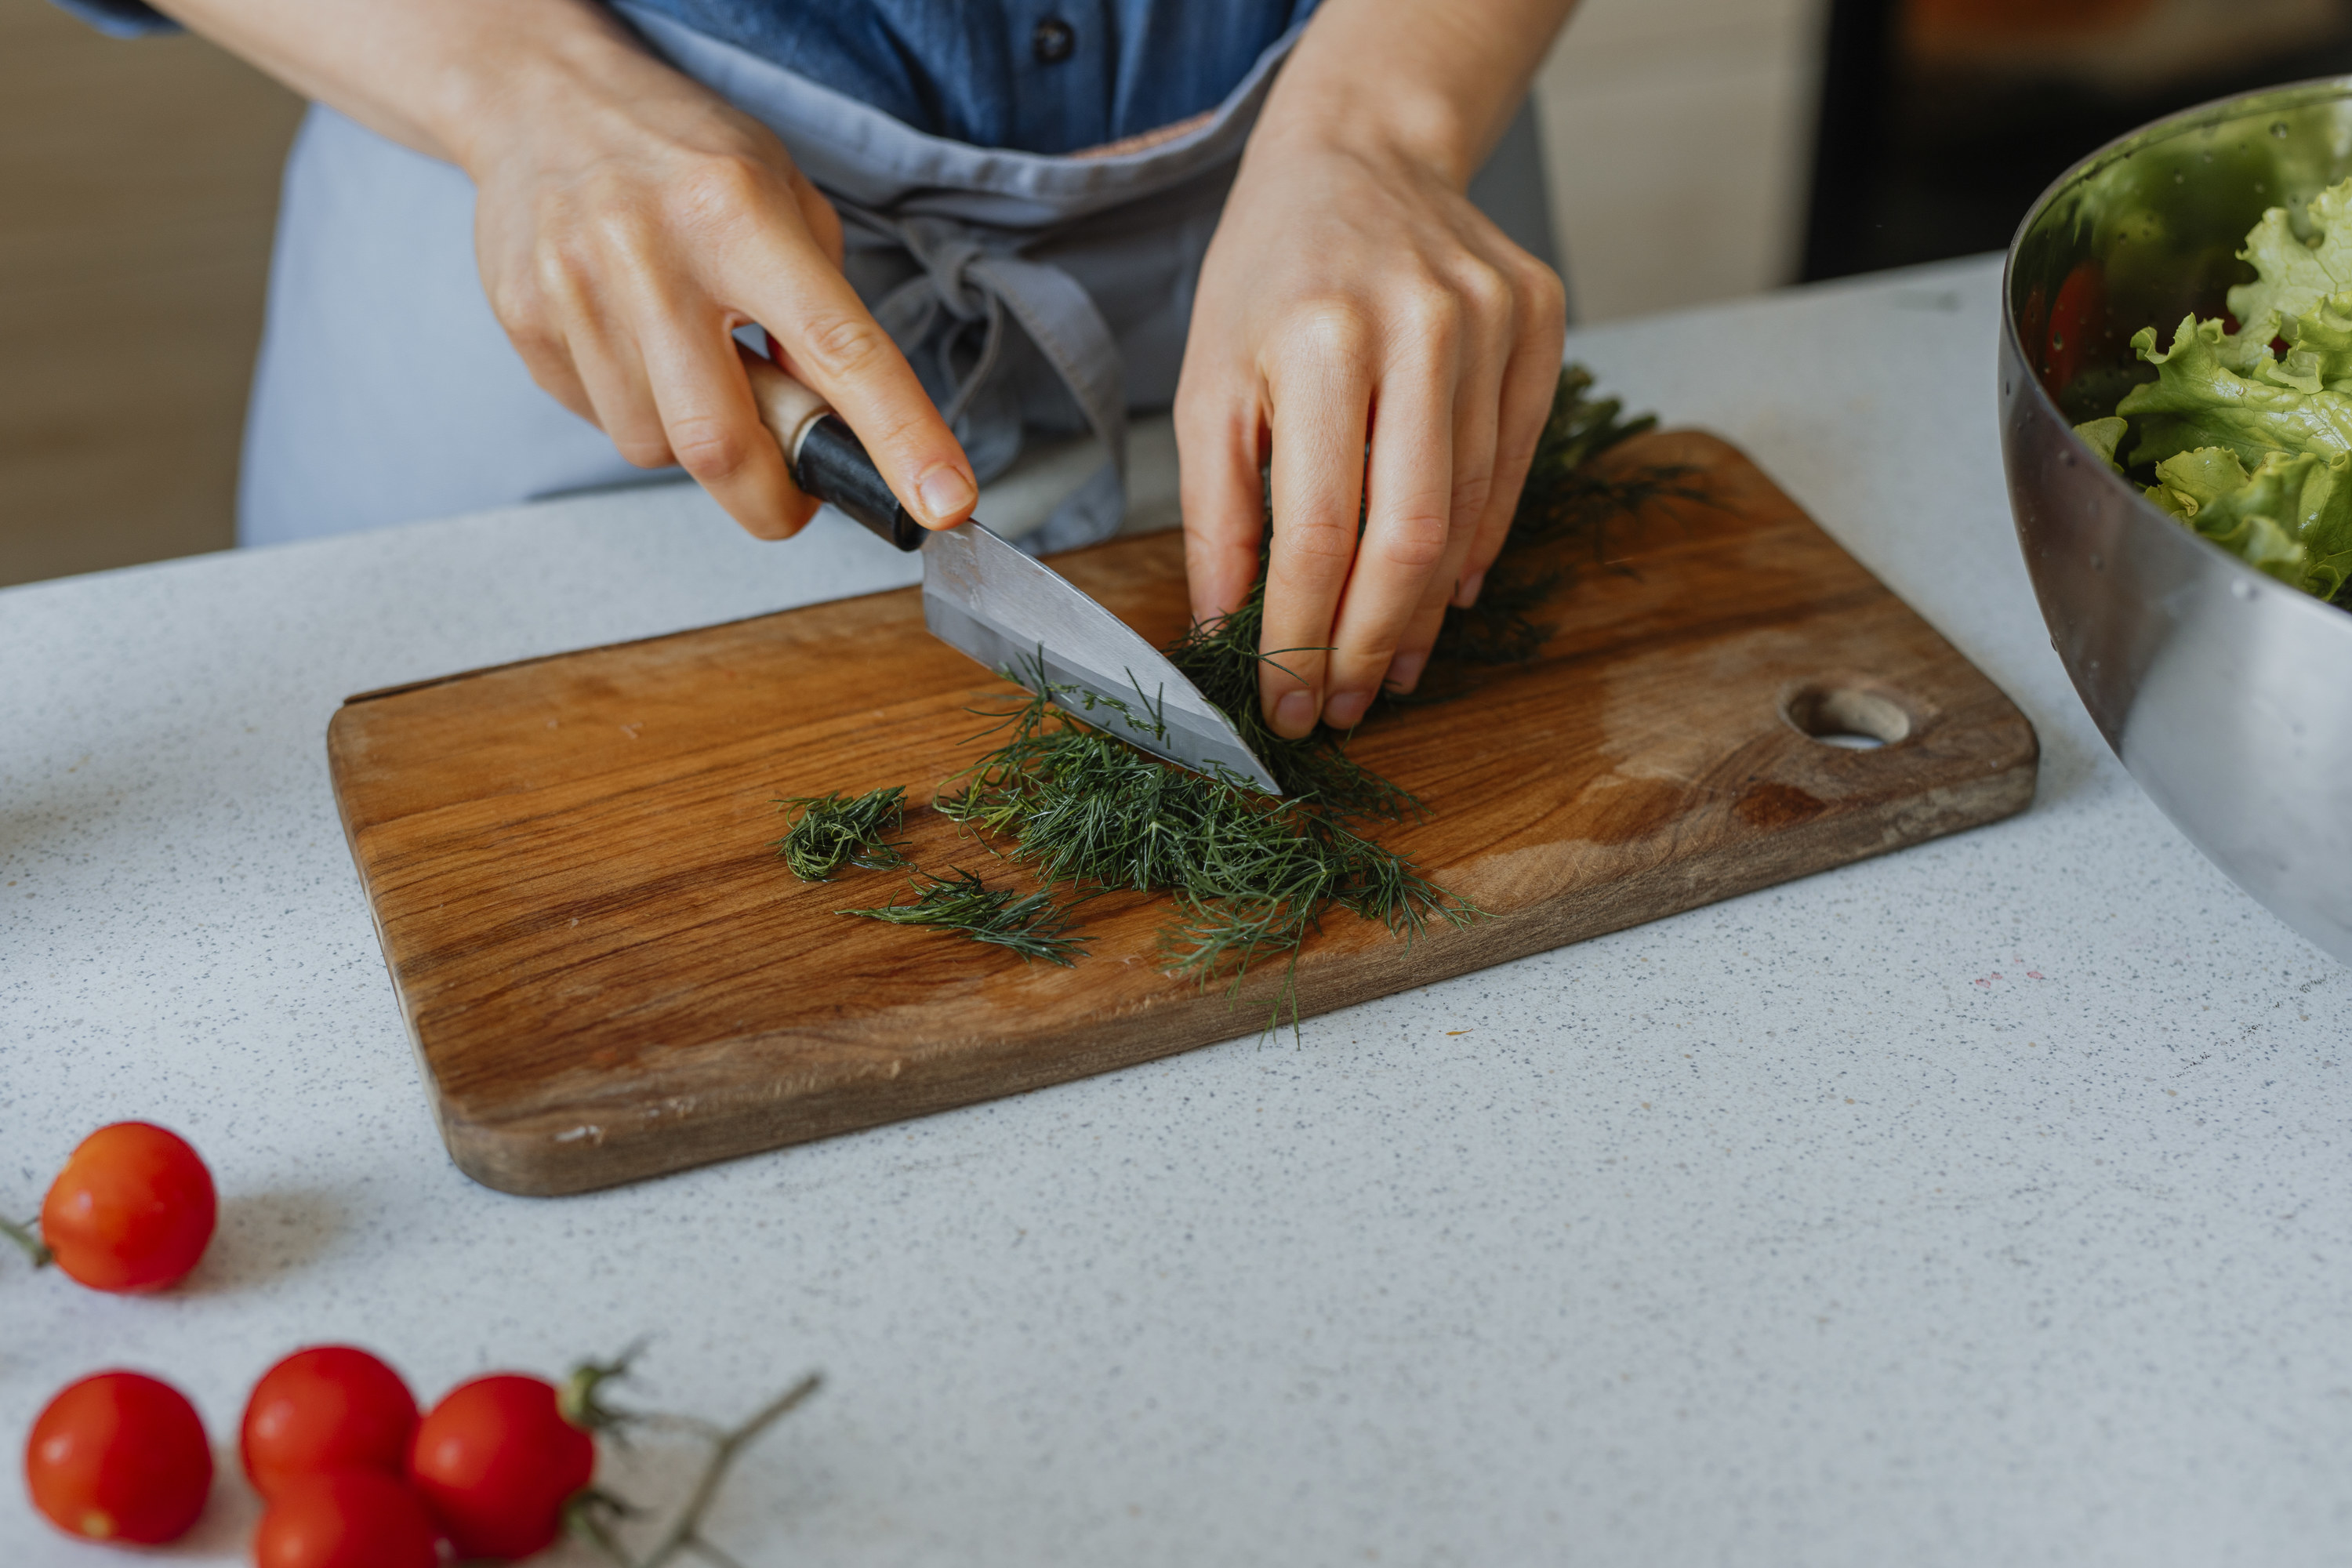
[408,1374,595,1559]
[24,1370,213,1544]
[39,1121,217,1292]
[252,1470,439,1568]
[2041,259,2105,398]
[241,1346,419,1500]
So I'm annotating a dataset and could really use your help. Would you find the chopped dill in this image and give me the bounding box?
[933,672,1476,1032]
[839,868,1087,965]
[770,365,1685,1032]
[773,786,909,881]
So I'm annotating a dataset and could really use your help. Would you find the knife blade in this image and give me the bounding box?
[745,355,1282,796]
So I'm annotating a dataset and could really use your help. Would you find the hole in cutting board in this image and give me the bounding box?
[1784,684,1911,751]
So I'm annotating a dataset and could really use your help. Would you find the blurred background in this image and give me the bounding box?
[9,0,2352,587]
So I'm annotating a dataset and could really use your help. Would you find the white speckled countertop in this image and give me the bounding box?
[3,256,2346,1566]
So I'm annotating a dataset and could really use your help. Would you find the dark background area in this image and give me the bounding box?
[1802,0,2352,281]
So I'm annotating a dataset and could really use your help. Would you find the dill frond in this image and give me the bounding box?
[773,786,909,881]
[839,868,1086,965]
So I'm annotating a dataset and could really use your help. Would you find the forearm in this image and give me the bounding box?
[1259,0,1578,184]
[140,0,663,172]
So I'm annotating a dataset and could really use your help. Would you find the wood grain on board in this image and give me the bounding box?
[328,431,2038,1196]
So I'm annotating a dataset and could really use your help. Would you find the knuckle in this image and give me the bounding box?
[1393,283,1461,348]
[1376,510,1451,571]
[1279,514,1359,566]
[800,313,893,380]
[533,242,600,311]
[613,432,674,470]
[486,274,546,334]
[1456,258,1512,319]
[670,152,770,230]
[666,415,751,482]
[1279,299,1376,366]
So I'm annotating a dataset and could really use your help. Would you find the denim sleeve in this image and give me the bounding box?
[46,0,180,38]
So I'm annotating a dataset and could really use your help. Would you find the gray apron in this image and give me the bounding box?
[238,16,1555,550]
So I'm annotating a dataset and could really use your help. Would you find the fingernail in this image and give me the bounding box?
[915,466,975,526]
[1385,652,1428,693]
[1272,688,1318,738]
[1453,570,1486,609]
[1323,689,1372,730]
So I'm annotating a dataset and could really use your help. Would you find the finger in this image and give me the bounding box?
[1456,261,1568,608]
[1371,343,1503,707]
[568,315,674,470]
[1175,376,1269,627]
[504,321,601,430]
[1315,334,1458,730]
[501,256,648,444]
[635,307,816,541]
[714,234,975,531]
[536,246,672,468]
[1258,310,1377,739]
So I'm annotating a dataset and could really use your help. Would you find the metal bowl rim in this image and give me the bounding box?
[1998,73,2352,639]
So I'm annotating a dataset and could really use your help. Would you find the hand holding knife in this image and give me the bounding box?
[741,352,1282,796]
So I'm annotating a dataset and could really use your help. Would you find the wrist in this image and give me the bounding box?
[1251,65,1480,189]
[427,6,664,178]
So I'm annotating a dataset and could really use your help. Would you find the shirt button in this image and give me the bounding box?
[1033,17,1076,64]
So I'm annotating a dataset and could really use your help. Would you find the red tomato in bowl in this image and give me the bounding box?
[408,1374,595,1559]
[39,1121,216,1292]
[242,1345,419,1499]
[252,1470,439,1568]
[24,1370,212,1544]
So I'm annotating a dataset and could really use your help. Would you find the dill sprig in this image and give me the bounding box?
[773,786,909,881]
[839,868,1087,965]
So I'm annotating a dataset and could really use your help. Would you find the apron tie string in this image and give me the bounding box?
[852,209,1130,550]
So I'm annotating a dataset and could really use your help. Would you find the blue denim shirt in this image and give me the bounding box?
[53,1,1319,154]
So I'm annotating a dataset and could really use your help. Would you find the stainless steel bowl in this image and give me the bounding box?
[2002,78,2352,965]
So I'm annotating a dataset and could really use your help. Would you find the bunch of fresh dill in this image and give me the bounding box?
[773,365,1675,1018]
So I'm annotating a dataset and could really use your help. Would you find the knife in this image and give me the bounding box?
[744,355,1282,796]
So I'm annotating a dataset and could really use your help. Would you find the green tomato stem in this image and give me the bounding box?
[564,1356,821,1568]
[0,1214,52,1270]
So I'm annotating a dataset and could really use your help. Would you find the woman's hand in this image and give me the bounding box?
[1176,0,1573,738]
[150,0,977,542]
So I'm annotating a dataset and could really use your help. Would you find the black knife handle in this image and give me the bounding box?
[742,349,928,553]
[793,416,926,553]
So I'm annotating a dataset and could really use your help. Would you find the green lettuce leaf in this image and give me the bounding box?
[2265,290,2352,394]
[2115,316,2352,471]
[2072,416,2128,470]
[2227,175,2352,333]
[2140,445,2352,598]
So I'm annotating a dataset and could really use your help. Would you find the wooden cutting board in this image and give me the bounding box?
[328,431,2037,1196]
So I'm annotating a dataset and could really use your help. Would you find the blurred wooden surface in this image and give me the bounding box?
[0,0,301,588]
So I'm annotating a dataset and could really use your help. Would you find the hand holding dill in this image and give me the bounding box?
[764,366,1685,1036]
